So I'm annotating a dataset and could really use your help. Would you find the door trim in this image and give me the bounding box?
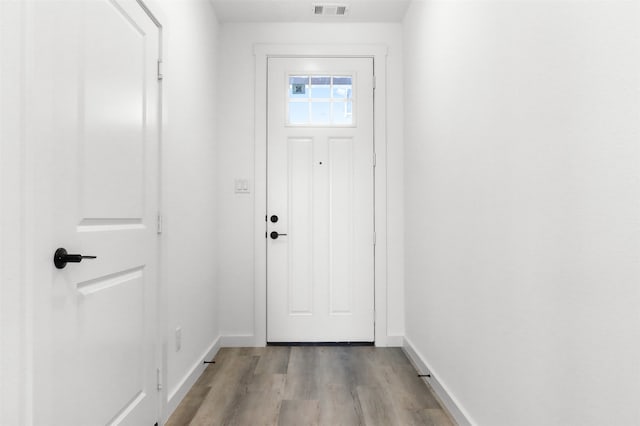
[130,0,167,422]
[254,44,391,346]
[0,2,29,423]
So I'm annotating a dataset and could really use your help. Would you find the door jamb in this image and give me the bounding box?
[132,0,166,422]
[253,44,390,346]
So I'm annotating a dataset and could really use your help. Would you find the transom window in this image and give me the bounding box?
[287,75,354,126]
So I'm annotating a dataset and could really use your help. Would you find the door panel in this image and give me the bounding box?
[82,0,147,219]
[288,137,314,315]
[267,58,374,342]
[33,1,160,424]
[328,137,354,315]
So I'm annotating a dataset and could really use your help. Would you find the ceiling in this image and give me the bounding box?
[210,0,411,23]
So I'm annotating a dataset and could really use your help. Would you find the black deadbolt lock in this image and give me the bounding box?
[270,215,279,223]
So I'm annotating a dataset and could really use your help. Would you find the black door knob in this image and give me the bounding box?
[270,231,288,240]
[54,248,97,269]
[270,215,279,223]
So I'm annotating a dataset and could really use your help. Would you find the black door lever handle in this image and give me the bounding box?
[270,231,288,240]
[54,248,97,269]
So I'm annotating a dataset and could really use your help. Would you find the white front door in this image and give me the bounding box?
[267,57,375,342]
[32,1,161,424]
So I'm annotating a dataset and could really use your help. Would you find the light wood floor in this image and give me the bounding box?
[166,346,455,426]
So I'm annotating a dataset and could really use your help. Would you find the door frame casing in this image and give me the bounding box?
[131,1,167,422]
[0,2,28,424]
[254,44,391,346]
[132,2,166,422]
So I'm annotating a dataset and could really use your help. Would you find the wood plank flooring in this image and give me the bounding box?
[166,346,455,426]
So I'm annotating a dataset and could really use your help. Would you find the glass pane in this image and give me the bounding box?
[310,101,331,124]
[287,74,354,126]
[331,101,353,125]
[289,76,309,98]
[311,76,331,98]
[289,101,309,124]
[332,76,352,99]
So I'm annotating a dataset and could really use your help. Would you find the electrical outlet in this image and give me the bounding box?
[175,327,182,352]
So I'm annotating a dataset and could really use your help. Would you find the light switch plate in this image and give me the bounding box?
[234,179,250,194]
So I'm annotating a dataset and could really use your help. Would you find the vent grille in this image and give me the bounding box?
[313,4,349,16]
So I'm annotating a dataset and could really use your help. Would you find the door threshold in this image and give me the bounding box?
[267,341,374,347]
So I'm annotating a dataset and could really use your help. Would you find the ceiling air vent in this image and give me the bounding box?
[313,4,349,16]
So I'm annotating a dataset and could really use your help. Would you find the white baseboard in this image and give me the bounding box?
[402,336,474,426]
[385,335,404,346]
[165,336,221,421]
[219,334,258,347]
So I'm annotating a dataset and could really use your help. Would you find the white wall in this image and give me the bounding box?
[216,22,405,342]
[403,1,640,425]
[158,0,221,416]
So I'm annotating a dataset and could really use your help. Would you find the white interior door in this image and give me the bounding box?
[267,57,375,342]
[33,1,161,424]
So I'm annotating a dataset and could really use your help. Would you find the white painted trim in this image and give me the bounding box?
[253,43,391,347]
[255,44,388,59]
[133,2,166,424]
[402,336,475,426]
[386,335,404,347]
[164,337,221,422]
[0,3,28,424]
[220,334,258,347]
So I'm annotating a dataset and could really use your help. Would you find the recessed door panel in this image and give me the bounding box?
[75,270,145,423]
[82,0,146,220]
[329,137,354,315]
[288,137,314,314]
